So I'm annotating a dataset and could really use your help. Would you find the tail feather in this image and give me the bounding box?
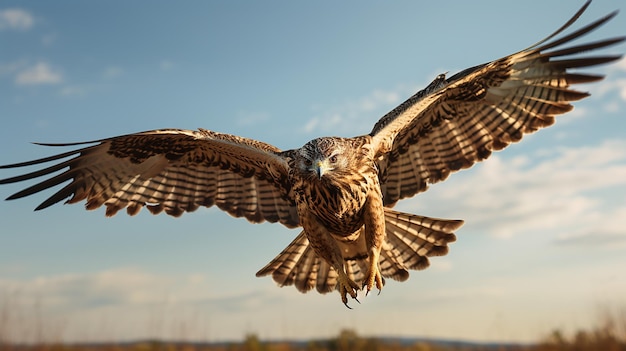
[315,259,337,294]
[294,244,319,293]
[257,230,308,287]
[384,209,460,267]
[256,208,462,295]
[345,252,371,287]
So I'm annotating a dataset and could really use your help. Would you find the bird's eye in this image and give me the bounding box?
[329,155,338,163]
[304,159,313,167]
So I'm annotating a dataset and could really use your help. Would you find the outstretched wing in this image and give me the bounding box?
[0,129,300,227]
[370,1,625,206]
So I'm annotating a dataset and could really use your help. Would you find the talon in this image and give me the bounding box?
[341,290,360,309]
[342,293,360,309]
[338,272,360,308]
[364,264,384,296]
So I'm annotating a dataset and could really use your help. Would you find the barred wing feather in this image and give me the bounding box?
[371,3,625,206]
[0,129,299,228]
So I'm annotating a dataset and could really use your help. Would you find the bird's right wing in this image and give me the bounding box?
[369,2,624,207]
[0,128,300,228]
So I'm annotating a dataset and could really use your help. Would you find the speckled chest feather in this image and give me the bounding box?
[291,137,378,236]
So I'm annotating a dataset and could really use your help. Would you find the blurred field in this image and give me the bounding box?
[1,294,625,351]
[1,306,625,351]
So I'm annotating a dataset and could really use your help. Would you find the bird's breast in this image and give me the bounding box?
[296,174,371,236]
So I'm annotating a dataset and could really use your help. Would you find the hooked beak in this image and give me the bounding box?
[313,159,331,179]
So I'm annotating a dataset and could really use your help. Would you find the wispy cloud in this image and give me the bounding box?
[15,62,63,85]
[593,76,626,103]
[0,267,268,311]
[0,8,34,31]
[0,268,170,309]
[593,57,626,103]
[0,268,165,342]
[302,86,413,135]
[556,229,626,247]
[0,268,285,342]
[609,56,626,73]
[401,140,626,242]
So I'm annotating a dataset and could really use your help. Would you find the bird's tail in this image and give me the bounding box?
[256,208,462,294]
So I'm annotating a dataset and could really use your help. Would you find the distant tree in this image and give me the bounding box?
[325,329,384,351]
[241,334,267,351]
[411,342,432,351]
[305,340,327,351]
[329,329,360,351]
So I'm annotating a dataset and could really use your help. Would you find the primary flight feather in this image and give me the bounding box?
[1,1,623,306]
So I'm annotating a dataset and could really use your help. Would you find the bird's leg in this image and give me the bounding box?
[301,214,360,307]
[363,192,385,295]
[337,269,361,308]
[363,247,384,295]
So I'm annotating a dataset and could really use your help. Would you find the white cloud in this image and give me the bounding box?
[303,86,410,135]
[401,140,626,242]
[594,77,626,102]
[616,79,626,101]
[0,268,167,308]
[554,205,626,247]
[593,58,626,102]
[609,56,626,74]
[15,62,63,85]
[0,268,285,342]
[301,72,457,136]
[0,8,34,31]
[0,267,277,314]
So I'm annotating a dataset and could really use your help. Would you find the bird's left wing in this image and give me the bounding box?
[0,128,300,228]
[370,2,624,206]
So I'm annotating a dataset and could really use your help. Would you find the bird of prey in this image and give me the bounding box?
[1,2,623,307]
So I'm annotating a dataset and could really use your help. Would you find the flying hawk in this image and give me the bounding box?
[1,1,623,307]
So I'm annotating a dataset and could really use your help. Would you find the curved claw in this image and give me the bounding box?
[363,265,384,296]
[342,294,361,309]
[338,273,361,308]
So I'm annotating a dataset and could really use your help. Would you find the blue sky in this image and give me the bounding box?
[1,0,625,344]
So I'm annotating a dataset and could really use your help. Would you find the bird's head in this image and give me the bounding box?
[296,137,351,181]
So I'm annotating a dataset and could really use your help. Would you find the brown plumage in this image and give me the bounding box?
[1,1,624,306]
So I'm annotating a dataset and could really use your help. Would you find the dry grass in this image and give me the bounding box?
[534,305,626,351]
[1,302,625,351]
